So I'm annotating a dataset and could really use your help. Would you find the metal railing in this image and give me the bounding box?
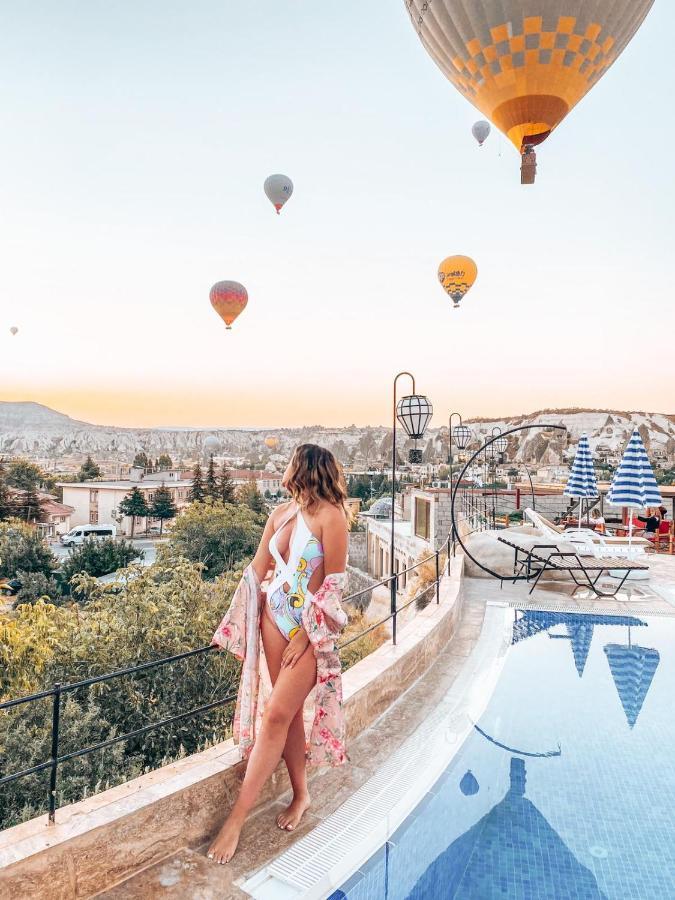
[0,539,451,825]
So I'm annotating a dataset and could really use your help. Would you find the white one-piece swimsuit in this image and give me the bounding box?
[266,508,324,641]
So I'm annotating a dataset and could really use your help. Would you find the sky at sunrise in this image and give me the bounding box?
[0,1,672,428]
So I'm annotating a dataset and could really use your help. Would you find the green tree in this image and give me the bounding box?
[132,451,149,470]
[237,482,266,514]
[78,455,102,481]
[6,459,44,491]
[61,537,140,586]
[169,500,263,578]
[118,487,149,538]
[12,485,44,523]
[205,456,218,499]
[158,453,173,470]
[0,554,240,829]
[150,484,177,536]
[218,463,236,504]
[189,462,205,503]
[0,460,16,520]
[0,521,57,579]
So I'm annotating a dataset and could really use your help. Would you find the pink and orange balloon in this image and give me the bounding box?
[209,281,248,330]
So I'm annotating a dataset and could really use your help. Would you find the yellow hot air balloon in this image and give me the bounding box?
[438,256,477,309]
[264,436,279,450]
[406,2,654,180]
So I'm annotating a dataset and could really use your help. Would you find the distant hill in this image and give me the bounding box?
[0,401,673,467]
[0,402,91,429]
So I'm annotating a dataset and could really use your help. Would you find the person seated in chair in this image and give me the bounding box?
[590,508,606,534]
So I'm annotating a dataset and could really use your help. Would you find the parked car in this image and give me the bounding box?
[60,524,117,547]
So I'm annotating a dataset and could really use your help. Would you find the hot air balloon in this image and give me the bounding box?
[9,327,18,336]
[438,255,477,309]
[471,120,491,147]
[209,281,248,330]
[264,436,279,450]
[406,2,654,182]
[264,174,293,214]
[204,435,220,456]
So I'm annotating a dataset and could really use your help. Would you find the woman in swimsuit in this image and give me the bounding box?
[208,443,349,864]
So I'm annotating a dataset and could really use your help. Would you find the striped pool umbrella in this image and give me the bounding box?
[564,434,598,532]
[607,428,662,547]
[604,632,660,728]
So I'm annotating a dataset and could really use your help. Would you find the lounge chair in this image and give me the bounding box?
[497,536,649,598]
[523,509,651,559]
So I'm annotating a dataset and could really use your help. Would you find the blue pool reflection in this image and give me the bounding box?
[331,611,675,900]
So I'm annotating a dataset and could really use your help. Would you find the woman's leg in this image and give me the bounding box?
[208,613,317,863]
[260,613,313,830]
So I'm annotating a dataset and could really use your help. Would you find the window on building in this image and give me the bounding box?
[89,489,99,503]
[414,498,431,540]
[89,511,99,524]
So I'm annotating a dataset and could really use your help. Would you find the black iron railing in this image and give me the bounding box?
[0,541,451,825]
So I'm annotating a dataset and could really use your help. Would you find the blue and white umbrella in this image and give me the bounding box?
[607,428,662,545]
[564,434,598,531]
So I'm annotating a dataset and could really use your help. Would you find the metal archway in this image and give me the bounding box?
[450,424,567,580]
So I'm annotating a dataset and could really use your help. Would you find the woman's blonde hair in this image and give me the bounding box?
[285,444,348,513]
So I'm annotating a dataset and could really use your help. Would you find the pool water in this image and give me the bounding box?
[330,610,675,900]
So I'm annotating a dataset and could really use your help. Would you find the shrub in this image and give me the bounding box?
[169,500,263,578]
[338,609,388,671]
[12,570,60,607]
[60,537,140,587]
[0,520,57,580]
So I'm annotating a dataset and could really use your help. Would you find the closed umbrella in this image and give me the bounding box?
[606,428,662,550]
[564,434,598,534]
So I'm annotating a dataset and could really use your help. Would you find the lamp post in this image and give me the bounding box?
[489,427,508,528]
[448,415,470,545]
[391,372,432,645]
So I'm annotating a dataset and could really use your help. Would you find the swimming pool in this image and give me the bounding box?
[330,609,675,900]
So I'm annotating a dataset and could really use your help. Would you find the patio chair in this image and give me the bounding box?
[497,536,649,598]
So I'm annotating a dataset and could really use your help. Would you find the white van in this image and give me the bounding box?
[60,524,117,547]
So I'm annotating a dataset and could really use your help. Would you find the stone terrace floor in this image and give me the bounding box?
[96,554,675,899]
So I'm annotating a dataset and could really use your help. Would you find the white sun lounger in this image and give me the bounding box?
[523,508,650,573]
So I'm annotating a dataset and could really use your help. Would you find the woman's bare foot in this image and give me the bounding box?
[276,792,311,831]
[207,811,245,865]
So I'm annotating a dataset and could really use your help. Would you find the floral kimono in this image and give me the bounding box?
[212,565,348,767]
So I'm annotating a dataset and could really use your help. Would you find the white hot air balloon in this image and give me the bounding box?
[471,121,491,147]
[9,326,18,336]
[263,174,293,214]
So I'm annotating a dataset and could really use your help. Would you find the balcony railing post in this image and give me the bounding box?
[48,683,62,825]
[435,549,440,604]
[390,574,397,646]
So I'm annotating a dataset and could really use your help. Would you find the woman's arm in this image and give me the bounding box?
[320,504,349,575]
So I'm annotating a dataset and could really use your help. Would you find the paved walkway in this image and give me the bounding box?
[95,555,675,898]
[96,599,487,899]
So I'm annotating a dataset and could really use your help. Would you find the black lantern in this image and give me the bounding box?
[494,435,508,454]
[396,394,433,439]
[453,424,471,450]
[397,394,433,466]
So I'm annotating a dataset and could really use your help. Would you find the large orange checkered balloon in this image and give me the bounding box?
[406,1,654,151]
[209,281,248,330]
[438,256,477,309]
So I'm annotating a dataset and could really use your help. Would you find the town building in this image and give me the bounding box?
[59,469,193,536]
[228,470,286,495]
[363,487,454,588]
